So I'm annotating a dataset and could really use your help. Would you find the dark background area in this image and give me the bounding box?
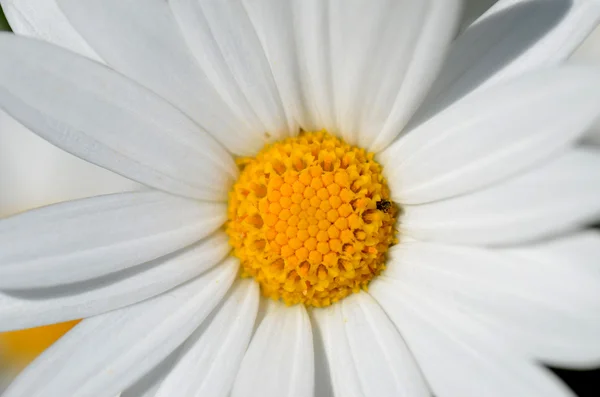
[552,366,600,397]
[0,6,8,31]
[554,223,600,396]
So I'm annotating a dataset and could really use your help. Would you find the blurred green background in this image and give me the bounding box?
[0,5,10,31]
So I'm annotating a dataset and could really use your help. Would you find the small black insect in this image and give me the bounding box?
[376,199,392,213]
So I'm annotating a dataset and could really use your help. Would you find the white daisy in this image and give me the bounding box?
[0,1,600,397]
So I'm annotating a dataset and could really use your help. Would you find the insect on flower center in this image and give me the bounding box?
[226,132,398,307]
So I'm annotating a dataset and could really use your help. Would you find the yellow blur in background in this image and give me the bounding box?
[0,321,80,368]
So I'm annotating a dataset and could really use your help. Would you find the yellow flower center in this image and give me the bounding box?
[227,131,398,307]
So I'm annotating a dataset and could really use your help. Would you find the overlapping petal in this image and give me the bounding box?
[0,34,237,201]
[383,241,600,368]
[382,67,600,204]
[419,0,600,119]
[313,293,429,397]
[504,230,600,276]
[401,148,600,245]
[120,350,181,397]
[231,301,314,397]
[168,0,291,147]
[155,280,259,397]
[241,0,461,151]
[0,0,100,59]
[371,278,576,397]
[57,0,267,156]
[2,260,238,397]
[0,191,226,289]
[0,109,139,218]
[0,232,230,331]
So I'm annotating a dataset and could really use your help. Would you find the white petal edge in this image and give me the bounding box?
[480,0,600,82]
[313,293,430,397]
[0,108,140,218]
[2,259,238,397]
[418,0,600,119]
[400,147,600,245]
[572,23,600,145]
[370,277,576,397]
[384,240,600,369]
[57,0,262,156]
[0,33,237,201]
[328,0,461,151]
[585,127,600,144]
[239,0,309,133]
[310,309,335,397]
[312,303,363,397]
[0,190,226,288]
[503,230,600,276]
[121,349,181,397]
[0,231,230,331]
[280,0,461,151]
[0,0,101,60]
[231,301,314,397]
[168,0,291,145]
[286,0,337,134]
[381,66,600,204]
[458,0,498,32]
[341,293,430,397]
[155,279,259,397]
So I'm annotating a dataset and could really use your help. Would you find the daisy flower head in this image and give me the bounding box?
[1,0,600,396]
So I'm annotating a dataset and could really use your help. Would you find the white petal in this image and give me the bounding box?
[0,34,237,201]
[0,0,101,59]
[382,67,600,204]
[0,109,140,218]
[572,23,600,145]
[586,128,600,144]
[401,148,600,245]
[503,230,600,276]
[0,231,230,331]
[57,0,258,156]
[313,293,429,397]
[121,350,181,397]
[342,0,461,151]
[341,293,430,397]
[458,0,497,31]
[370,278,576,397]
[310,310,334,397]
[240,0,307,133]
[481,0,600,80]
[2,259,238,397]
[312,303,363,397]
[169,0,291,148]
[585,126,600,144]
[287,0,461,151]
[384,241,600,369]
[572,19,600,63]
[0,190,226,289]
[287,0,336,134]
[156,279,259,397]
[420,0,600,118]
[231,301,314,397]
